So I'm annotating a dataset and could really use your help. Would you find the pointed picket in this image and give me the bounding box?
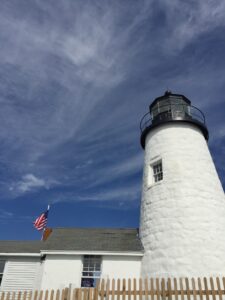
[173,278,179,300]
[139,279,143,300]
[150,278,154,300]
[167,278,172,300]
[216,278,223,300]
[128,279,131,300]
[191,278,197,300]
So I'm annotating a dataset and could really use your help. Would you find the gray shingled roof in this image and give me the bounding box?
[0,228,143,254]
[0,241,42,253]
[43,228,143,252]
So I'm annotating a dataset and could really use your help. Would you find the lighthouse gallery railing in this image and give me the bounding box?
[140,104,206,133]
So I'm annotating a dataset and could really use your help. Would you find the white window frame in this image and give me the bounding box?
[81,255,102,287]
[147,158,163,188]
[152,160,163,183]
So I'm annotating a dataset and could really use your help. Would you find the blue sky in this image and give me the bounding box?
[0,0,225,240]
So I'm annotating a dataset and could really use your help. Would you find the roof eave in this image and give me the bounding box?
[0,252,41,257]
[40,250,144,256]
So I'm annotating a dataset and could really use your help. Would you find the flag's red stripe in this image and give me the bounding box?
[34,211,48,231]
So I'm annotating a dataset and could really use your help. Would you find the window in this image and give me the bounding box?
[147,159,163,187]
[81,255,101,287]
[0,260,5,286]
[152,161,163,183]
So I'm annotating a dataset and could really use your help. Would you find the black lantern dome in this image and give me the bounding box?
[140,91,208,149]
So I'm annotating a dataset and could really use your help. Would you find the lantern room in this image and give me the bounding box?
[140,91,209,148]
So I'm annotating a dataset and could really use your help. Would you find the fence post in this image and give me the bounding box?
[34,290,38,300]
[150,278,154,300]
[64,288,69,300]
[122,279,126,300]
[39,290,43,300]
[94,280,100,300]
[161,278,166,300]
[203,277,209,300]
[216,277,223,300]
[101,279,106,300]
[27,291,32,300]
[6,292,10,300]
[179,278,184,300]
[111,279,115,300]
[74,289,79,300]
[144,278,148,300]
[105,279,110,300]
[191,278,197,300]
[139,279,142,300]
[222,277,225,296]
[88,288,93,300]
[67,285,72,300]
[0,292,5,300]
[185,278,190,300]
[197,278,203,300]
[83,288,88,300]
[50,290,54,300]
[155,279,160,300]
[210,277,216,300]
[133,279,137,300]
[173,278,178,300]
[116,279,120,300]
[167,278,172,300]
[56,289,60,300]
[127,279,131,300]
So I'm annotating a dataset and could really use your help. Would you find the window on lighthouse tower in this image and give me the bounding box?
[152,161,163,183]
[147,159,163,187]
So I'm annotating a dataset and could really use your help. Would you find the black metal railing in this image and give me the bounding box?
[140,104,206,133]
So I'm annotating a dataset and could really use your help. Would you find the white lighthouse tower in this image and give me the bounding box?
[139,91,225,278]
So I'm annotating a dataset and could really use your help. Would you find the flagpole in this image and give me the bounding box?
[41,205,50,241]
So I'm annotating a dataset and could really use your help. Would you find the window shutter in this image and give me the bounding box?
[1,260,40,291]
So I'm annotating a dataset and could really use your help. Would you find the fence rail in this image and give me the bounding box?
[1,277,225,300]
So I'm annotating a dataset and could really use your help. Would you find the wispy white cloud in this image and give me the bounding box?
[0,209,13,219]
[50,181,141,208]
[0,1,134,88]
[0,1,146,179]
[111,152,143,177]
[9,174,59,194]
[0,208,34,225]
[208,125,225,143]
[0,0,224,205]
[88,152,143,188]
[78,184,140,203]
[17,174,47,192]
[160,0,225,51]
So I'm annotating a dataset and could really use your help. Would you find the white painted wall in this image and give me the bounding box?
[140,123,225,278]
[39,254,142,289]
[40,255,82,290]
[101,256,141,280]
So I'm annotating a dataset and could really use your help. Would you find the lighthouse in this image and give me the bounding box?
[139,91,225,278]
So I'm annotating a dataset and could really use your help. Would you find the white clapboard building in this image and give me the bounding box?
[0,91,224,291]
[0,228,143,290]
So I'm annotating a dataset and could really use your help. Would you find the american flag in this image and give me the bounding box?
[33,206,49,231]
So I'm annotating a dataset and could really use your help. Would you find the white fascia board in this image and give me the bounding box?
[0,253,40,257]
[40,250,144,257]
